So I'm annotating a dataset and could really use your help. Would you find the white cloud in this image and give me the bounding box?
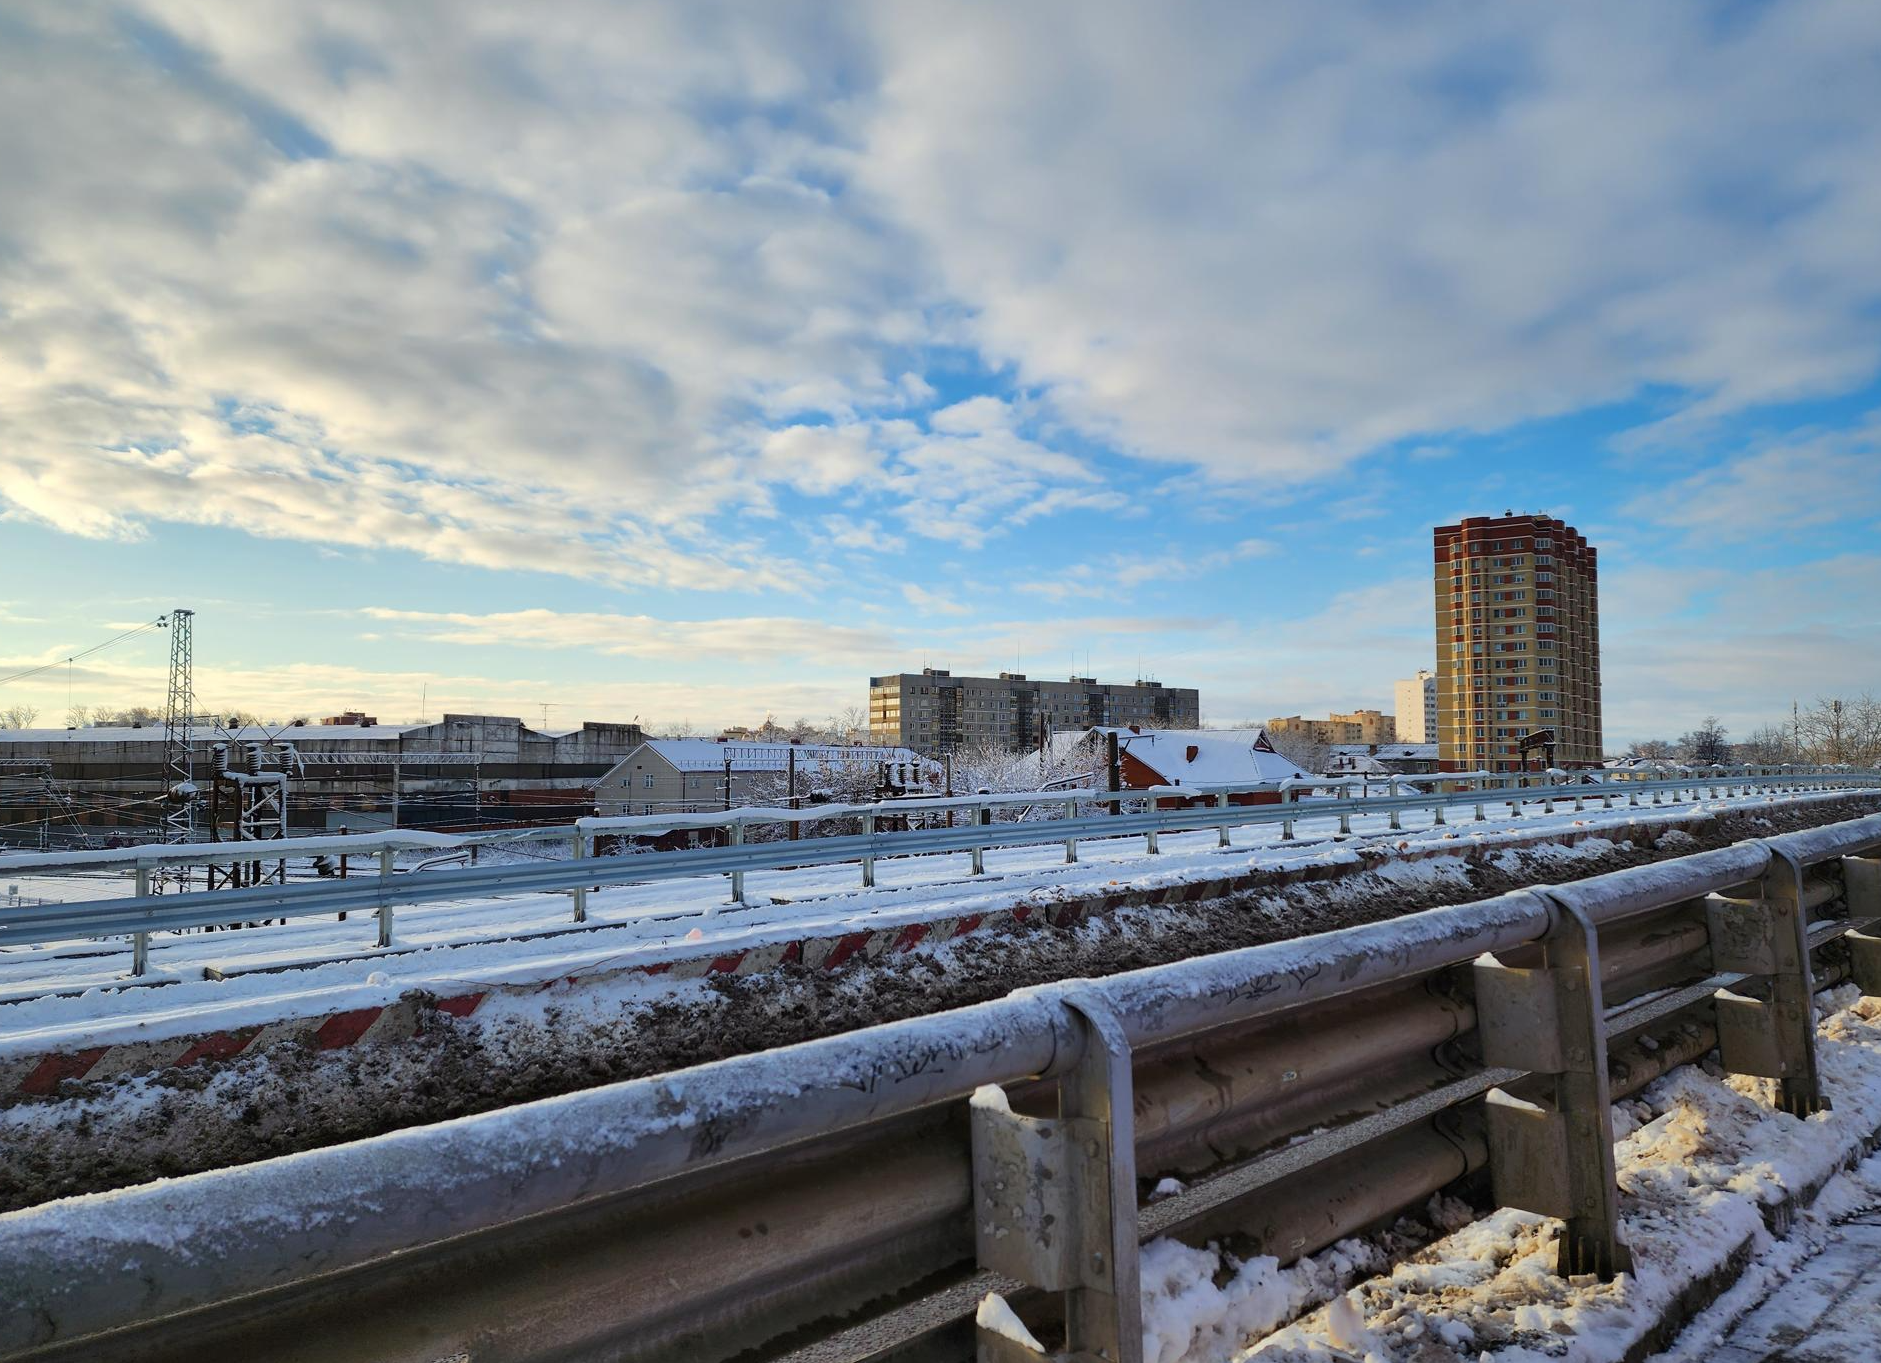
[3,2,1880,606]
[1023,538,1279,602]
[856,4,1881,480]
[359,607,895,666]
[1621,417,1881,538]
[900,584,971,617]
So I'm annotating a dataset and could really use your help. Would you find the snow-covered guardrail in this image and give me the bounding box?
[3,813,1881,1363]
[0,767,1875,976]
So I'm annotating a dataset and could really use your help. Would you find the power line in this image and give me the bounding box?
[0,616,168,690]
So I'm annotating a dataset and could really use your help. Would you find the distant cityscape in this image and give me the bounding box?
[5,512,1879,846]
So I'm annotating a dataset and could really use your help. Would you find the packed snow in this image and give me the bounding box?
[0,788,1845,1060]
[1132,987,1881,1362]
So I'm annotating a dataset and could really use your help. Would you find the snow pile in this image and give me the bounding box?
[1139,990,1881,1362]
[1138,1195,1477,1363]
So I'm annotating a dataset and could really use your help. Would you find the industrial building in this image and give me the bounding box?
[869,669,1200,754]
[0,714,644,845]
[1432,512,1603,770]
[595,739,934,817]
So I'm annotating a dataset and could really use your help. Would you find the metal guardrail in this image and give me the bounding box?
[0,768,1875,976]
[3,812,1880,1362]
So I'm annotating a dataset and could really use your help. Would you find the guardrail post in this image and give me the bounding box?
[730,820,747,904]
[1145,796,1160,855]
[1064,798,1081,863]
[376,848,394,948]
[1216,791,1232,847]
[1388,780,1401,830]
[1542,775,1556,815]
[1432,798,1446,826]
[132,865,150,976]
[861,811,876,888]
[1281,815,1295,840]
[572,833,590,921]
[1705,846,1829,1117]
[971,993,1142,1363]
[1476,895,1633,1279]
[972,802,987,875]
[1844,854,1881,925]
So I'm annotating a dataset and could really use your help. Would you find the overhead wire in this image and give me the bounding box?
[0,615,169,690]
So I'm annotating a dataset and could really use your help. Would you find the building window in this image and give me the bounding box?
[643,774,655,789]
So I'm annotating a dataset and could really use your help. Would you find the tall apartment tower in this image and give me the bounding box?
[1394,670,1437,744]
[1432,514,1602,771]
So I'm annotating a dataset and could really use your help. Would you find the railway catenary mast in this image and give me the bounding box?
[160,608,197,849]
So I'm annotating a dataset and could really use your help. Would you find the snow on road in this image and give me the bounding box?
[1134,988,1881,1363]
[0,788,1857,1061]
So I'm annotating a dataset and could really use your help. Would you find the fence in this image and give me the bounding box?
[3,810,1881,1362]
[0,767,1874,977]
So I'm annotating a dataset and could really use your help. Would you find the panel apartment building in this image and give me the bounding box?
[1394,670,1437,744]
[1267,710,1397,745]
[1432,513,1602,771]
[869,670,1200,754]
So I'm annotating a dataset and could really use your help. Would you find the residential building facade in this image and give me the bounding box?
[1266,709,1397,745]
[1432,513,1602,771]
[1082,727,1309,808]
[1394,670,1437,744]
[868,670,1200,754]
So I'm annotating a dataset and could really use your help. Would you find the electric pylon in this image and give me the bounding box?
[160,608,196,846]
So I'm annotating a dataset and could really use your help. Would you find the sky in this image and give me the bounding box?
[2,2,1879,745]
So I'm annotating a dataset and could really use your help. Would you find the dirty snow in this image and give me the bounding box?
[1133,988,1881,1362]
[2,788,1835,1058]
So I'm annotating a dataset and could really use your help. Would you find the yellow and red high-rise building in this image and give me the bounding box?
[1433,514,1601,771]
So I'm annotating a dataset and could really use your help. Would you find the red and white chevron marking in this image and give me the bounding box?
[0,815,1703,1101]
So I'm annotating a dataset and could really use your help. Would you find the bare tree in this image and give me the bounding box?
[1,703,39,729]
[1265,729,1330,776]
[1736,724,1794,764]
[91,704,163,726]
[1678,717,1730,766]
[1848,693,1881,767]
[1628,738,1676,761]
[1800,697,1852,764]
[63,703,90,729]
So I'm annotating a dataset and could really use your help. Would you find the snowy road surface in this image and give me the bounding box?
[1709,1206,1881,1361]
[0,788,1862,1062]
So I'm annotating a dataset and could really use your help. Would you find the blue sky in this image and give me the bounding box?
[2,3,1879,745]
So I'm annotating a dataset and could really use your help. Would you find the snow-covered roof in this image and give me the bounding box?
[1089,727,1308,786]
[623,739,930,773]
[0,724,425,744]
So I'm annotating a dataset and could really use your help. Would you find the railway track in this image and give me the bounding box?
[4,811,1881,1362]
